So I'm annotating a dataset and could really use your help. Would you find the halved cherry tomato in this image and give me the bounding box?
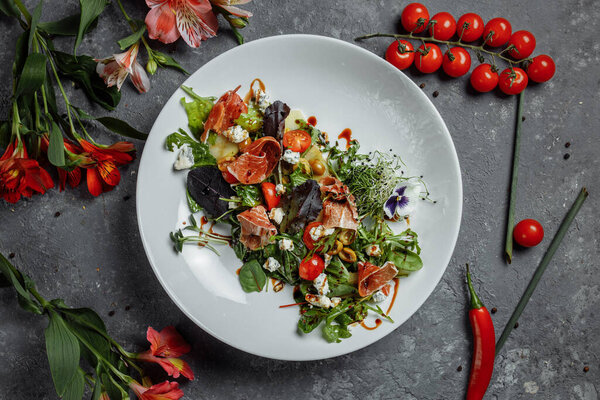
[260,182,281,210]
[415,43,443,73]
[222,170,238,184]
[401,3,429,34]
[429,12,456,41]
[299,254,325,281]
[303,221,324,250]
[498,67,528,95]
[513,219,544,247]
[457,13,484,42]
[385,40,415,70]
[508,30,536,59]
[282,129,311,153]
[442,47,471,78]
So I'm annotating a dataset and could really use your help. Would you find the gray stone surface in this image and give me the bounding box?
[1,0,599,399]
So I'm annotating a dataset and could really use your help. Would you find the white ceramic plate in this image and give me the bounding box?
[137,34,462,361]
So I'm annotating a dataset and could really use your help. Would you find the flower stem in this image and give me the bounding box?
[28,286,50,309]
[115,0,154,58]
[354,32,526,66]
[13,0,31,25]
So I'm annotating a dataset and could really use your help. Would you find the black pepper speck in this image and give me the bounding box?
[54,211,61,218]
[514,322,519,329]
[108,310,115,317]
[419,83,426,89]
[9,253,15,259]
[565,142,571,148]
[564,153,570,160]
[457,365,463,372]
[491,307,497,314]
[432,91,439,98]
[123,195,131,201]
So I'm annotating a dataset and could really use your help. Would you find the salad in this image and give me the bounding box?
[167,79,427,343]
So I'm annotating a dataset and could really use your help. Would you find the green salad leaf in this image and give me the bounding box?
[238,260,267,293]
[165,128,216,167]
[235,103,262,132]
[288,168,311,187]
[186,190,202,213]
[180,85,215,137]
[235,185,261,207]
[322,323,352,343]
[387,247,423,274]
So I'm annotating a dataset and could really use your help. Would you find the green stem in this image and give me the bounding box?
[496,188,589,355]
[465,264,483,310]
[28,286,51,309]
[116,0,154,58]
[505,90,525,263]
[13,0,31,25]
[354,32,526,66]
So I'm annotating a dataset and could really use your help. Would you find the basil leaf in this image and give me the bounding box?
[239,260,266,292]
[387,247,423,273]
[62,368,85,400]
[153,50,189,74]
[180,86,215,137]
[0,0,20,17]
[322,323,352,343]
[15,53,47,97]
[117,23,146,50]
[235,185,261,207]
[75,0,109,53]
[45,310,80,396]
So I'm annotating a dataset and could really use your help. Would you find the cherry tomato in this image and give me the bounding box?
[513,219,544,247]
[385,40,415,70]
[470,63,499,92]
[442,47,471,77]
[508,30,536,59]
[429,12,456,41]
[456,13,484,42]
[260,182,280,210]
[303,221,323,250]
[415,43,443,73]
[401,3,429,34]
[526,55,555,83]
[282,129,311,153]
[483,17,512,47]
[498,67,528,95]
[222,170,238,184]
[299,254,325,281]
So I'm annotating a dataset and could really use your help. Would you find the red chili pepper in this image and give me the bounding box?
[466,264,496,400]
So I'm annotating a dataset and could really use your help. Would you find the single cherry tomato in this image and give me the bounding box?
[508,30,536,59]
[303,221,323,250]
[401,3,429,34]
[483,17,512,47]
[442,47,471,77]
[456,13,484,42]
[498,67,528,95]
[260,182,281,210]
[470,63,499,92]
[429,12,456,41]
[299,254,325,281]
[385,40,415,70]
[222,170,238,184]
[526,55,555,83]
[513,219,544,247]
[415,43,443,73]
[282,129,311,153]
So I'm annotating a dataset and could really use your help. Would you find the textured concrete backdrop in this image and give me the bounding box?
[1,0,599,399]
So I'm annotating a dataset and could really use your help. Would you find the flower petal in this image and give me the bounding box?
[86,167,103,197]
[131,61,151,93]
[383,195,397,219]
[147,326,191,358]
[98,159,121,187]
[145,1,180,44]
[176,0,218,48]
[114,44,139,72]
[220,4,252,17]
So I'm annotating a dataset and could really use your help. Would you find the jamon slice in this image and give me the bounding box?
[319,177,359,230]
[227,136,281,185]
[236,205,277,250]
[202,85,247,141]
[357,261,398,297]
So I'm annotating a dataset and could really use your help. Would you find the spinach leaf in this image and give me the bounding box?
[279,180,323,234]
[263,100,289,139]
[165,128,216,167]
[235,103,262,132]
[187,166,235,219]
[326,256,350,282]
[235,185,261,207]
[180,85,215,137]
[322,323,352,343]
[238,260,267,292]
[387,246,423,274]
[298,308,327,334]
[288,167,310,187]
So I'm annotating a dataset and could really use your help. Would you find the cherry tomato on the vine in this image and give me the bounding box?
[303,221,324,250]
[508,30,536,59]
[442,47,471,77]
[415,43,443,73]
[526,55,555,83]
[483,17,512,47]
[456,13,484,42]
[513,219,544,247]
[260,182,281,210]
[470,63,499,92]
[385,40,415,70]
[429,12,456,41]
[401,3,429,33]
[299,254,325,281]
[498,67,528,95]
[282,129,311,153]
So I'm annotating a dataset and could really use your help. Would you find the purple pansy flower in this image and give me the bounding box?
[384,182,420,219]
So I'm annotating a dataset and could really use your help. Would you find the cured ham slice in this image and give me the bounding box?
[202,85,247,141]
[227,136,281,185]
[320,177,359,230]
[236,205,277,250]
[357,261,398,297]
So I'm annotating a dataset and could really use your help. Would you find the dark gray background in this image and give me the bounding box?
[1,0,598,399]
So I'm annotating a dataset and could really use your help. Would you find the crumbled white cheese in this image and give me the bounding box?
[222,125,249,143]
[228,196,240,209]
[324,254,332,267]
[313,273,329,296]
[366,244,382,257]
[254,88,271,112]
[282,149,300,165]
[275,183,286,195]
[305,294,332,308]
[173,146,194,170]
[278,238,294,251]
[269,207,284,225]
[371,290,387,303]
[309,225,335,241]
[330,297,341,308]
[263,257,281,272]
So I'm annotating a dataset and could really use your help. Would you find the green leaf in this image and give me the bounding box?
[28,0,43,51]
[90,380,102,400]
[322,323,352,343]
[153,50,189,74]
[180,86,215,136]
[235,185,261,207]
[235,104,262,132]
[0,120,9,149]
[15,53,47,97]
[51,51,121,110]
[0,0,20,17]
[0,253,43,314]
[95,117,147,140]
[45,310,80,396]
[165,128,216,167]
[47,122,66,166]
[238,260,267,292]
[387,247,423,273]
[186,189,202,213]
[288,168,310,187]
[75,0,109,53]
[117,24,146,50]
[13,31,29,80]
[298,308,326,333]
[39,13,99,36]
[62,368,85,400]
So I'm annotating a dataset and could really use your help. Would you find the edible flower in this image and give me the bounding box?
[383,181,420,219]
[135,326,194,380]
[95,43,150,93]
[129,380,184,400]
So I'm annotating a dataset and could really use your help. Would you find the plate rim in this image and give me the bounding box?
[136,33,463,361]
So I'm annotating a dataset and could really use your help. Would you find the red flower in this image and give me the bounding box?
[129,380,184,400]
[136,326,194,380]
[41,135,84,192]
[0,140,54,203]
[137,352,194,380]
